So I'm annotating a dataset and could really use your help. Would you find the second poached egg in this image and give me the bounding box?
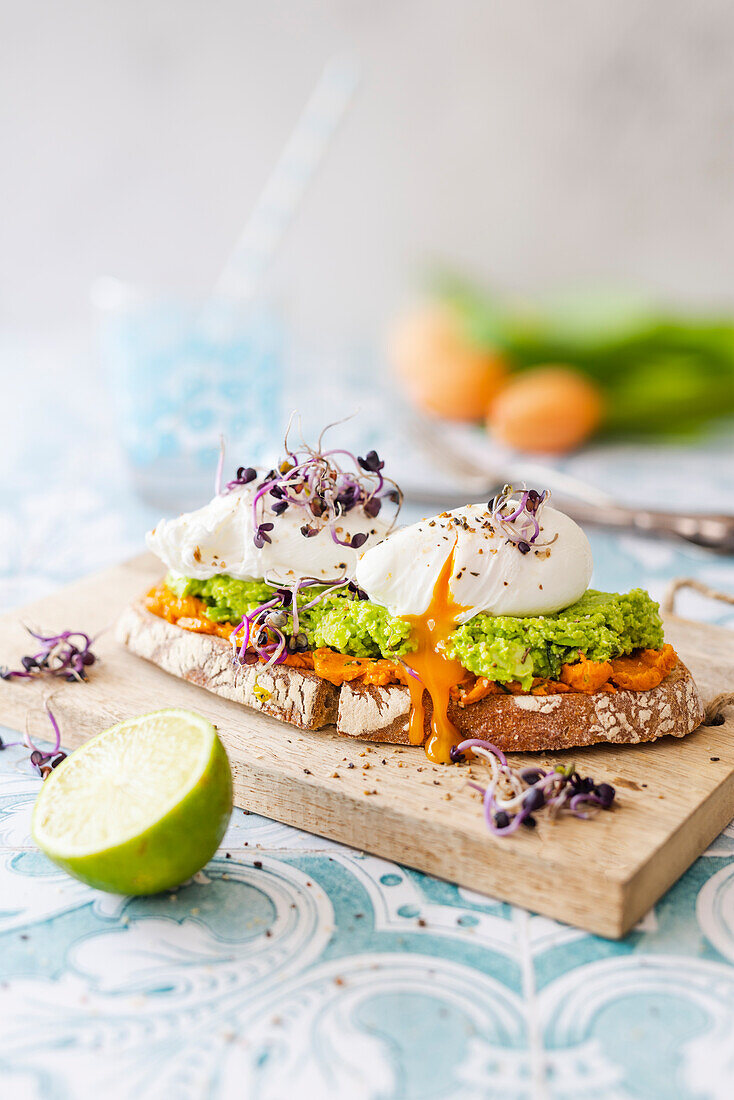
[355,502,592,621]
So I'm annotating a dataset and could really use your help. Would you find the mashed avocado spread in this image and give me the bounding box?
[166,574,663,688]
[166,573,415,660]
[447,588,663,689]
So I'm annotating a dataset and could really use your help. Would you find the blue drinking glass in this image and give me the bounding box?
[95,281,284,512]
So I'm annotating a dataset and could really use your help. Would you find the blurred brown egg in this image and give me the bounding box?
[488,365,603,453]
[388,303,508,421]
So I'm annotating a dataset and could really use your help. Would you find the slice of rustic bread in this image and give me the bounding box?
[118,600,704,750]
[337,660,704,751]
[116,602,338,731]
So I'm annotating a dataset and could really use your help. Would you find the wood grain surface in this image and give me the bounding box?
[1,552,733,939]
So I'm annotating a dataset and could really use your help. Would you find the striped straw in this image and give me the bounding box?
[210,54,361,305]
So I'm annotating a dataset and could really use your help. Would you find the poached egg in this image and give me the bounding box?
[355,502,592,621]
[355,500,593,763]
[147,484,392,584]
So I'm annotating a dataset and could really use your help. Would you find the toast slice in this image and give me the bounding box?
[117,600,704,751]
[116,602,338,731]
[337,661,704,751]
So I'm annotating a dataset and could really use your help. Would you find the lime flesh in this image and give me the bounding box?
[32,709,233,895]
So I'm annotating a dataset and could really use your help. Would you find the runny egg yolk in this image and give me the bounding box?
[403,545,468,764]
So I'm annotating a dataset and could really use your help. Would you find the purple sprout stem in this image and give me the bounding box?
[251,482,274,532]
[544,789,572,819]
[483,785,528,836]
[504,491,530,523]
[285,456,321,478]
[534,771,562,795]
[30,629,92,648]
[569,792,603,817]
[454,738,508,768]
[237,599,280,660]
[321,447,359,467]
[261,628,287,669]
[45,702,62,755]
[20,701,63,774]
[330,527,354,548]
[237,618,251,659]
[400,662,422,683]
[280,488,311,506]
[298,581,349,613]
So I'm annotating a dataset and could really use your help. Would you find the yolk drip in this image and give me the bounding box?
[403,547,468,764]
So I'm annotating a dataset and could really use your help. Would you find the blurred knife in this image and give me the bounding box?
[402,413,734,554]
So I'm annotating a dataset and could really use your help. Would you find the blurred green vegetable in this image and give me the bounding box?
[438,278,734,438]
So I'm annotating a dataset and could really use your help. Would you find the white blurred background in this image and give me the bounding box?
[3,0,734,346]
[1,0,734,630]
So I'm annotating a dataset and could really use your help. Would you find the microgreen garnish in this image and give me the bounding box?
[220,419,402,551]
[1,628,97,683]
[230,575,352,674]
[0,701,67,778]
[488,486,553,551]
[450,739,616,835]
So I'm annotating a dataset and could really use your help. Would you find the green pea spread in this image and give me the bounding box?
[166,573,663,690]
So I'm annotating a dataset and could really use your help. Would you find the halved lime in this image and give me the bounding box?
[32,708,233,895]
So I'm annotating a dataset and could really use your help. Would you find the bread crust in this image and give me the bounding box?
[116,601,338,730]
[337,661,704,751]
[118,600,704,750]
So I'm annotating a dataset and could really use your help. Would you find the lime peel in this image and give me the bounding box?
[32,708,233,895]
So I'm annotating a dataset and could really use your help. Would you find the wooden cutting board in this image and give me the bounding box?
[1,552,733,939]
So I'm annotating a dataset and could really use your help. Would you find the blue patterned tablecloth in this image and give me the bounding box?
[2,339,734,1098]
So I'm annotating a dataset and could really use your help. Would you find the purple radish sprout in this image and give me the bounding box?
[453,742,616,837]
